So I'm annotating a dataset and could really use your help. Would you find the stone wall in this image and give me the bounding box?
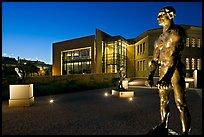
[25,73,118,86]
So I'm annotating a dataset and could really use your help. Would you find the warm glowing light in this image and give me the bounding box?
[104,92,108,97]
[148,61,151,67]
[62,47,91,52]
[129,97,133,101]
[185,77,194,82]
[49,99,54,103]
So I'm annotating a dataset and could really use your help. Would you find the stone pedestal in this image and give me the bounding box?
[9,84,34,107]
[112,89,134,98]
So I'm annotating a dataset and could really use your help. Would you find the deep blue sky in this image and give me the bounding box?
[2,2,202,64]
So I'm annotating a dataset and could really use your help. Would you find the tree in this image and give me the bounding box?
[23,62,40,76]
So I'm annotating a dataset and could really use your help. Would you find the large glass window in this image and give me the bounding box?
[102,39,127,73]
[62,47,91,75]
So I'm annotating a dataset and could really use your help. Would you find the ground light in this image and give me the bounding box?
[104,92,109,97]
[128,97,133,101]
[49,99,54,103]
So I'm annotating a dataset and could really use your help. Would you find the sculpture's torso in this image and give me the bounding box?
[154,25,185,80]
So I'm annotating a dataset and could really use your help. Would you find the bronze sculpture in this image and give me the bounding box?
[15,59,26,84]
[117,65,126,90]
[15,67,25,84]
[145,6,191,135]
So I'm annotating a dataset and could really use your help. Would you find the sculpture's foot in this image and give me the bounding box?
[147,123,179,135]
[147,123,168,135]
[168,129,179,135]
[181,128,191,135]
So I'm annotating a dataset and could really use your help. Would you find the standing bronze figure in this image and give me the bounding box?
[145,6,191,135]
[15,67,25,84]
[117,65,126,90]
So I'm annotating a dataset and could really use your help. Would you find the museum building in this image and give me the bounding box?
[52,25,202,78]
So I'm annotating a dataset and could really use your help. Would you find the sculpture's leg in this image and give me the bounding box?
[158,88,171,128]
[172,70,191,135]
[173,85,191,135]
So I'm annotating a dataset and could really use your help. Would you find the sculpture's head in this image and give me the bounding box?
[157,6,176,26]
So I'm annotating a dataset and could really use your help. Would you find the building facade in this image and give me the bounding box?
[52,29,128,75]
[52,25,202,78]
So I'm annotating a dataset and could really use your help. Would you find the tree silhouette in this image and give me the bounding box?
[23,62,40,76]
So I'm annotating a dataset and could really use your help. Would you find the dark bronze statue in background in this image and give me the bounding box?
[117,65,126,90]
[15,59,26,84]
[145,6,191,135]
[15,67,25,84]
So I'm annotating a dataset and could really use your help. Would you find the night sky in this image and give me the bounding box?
[2,2,202,64]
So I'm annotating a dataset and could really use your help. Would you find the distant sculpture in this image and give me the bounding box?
[117,65,126,90]
[15,67,25,84]
[145,6,191,135]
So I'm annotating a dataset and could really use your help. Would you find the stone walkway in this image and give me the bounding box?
[2,87,202,135]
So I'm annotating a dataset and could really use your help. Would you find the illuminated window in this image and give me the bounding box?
[102,39,127,73]
[186,37,190,47]
[197,58,201,70]
[143,60,146,71]
[197,38,201,48]
[140,44,142,54]
[137,61,143,71]
[143,42,145,53]
[81,49,90,59]
[192,38,195,47]
[61,47,91,75]
[186,58,190,70]
[73,51,79,56]
[191,58,195,70]
[141,61,143,71]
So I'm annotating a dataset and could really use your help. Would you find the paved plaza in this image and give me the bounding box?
[2,86,202,135]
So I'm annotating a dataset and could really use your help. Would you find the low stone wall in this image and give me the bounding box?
[25,73,118,86]
[128,77,195,88]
